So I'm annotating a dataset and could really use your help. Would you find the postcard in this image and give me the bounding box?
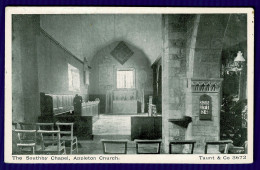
[5,7,254,163]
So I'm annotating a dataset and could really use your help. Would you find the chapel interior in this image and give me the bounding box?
[12,14,248,154]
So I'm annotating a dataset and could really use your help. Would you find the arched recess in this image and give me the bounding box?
[88,40,153,114]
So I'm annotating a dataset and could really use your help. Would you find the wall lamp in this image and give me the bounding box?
[234,51,246,71]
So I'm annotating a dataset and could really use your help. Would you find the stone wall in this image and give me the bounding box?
[191,92,221,153]
[162,15,190,153]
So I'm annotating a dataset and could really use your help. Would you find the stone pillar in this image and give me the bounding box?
[162,15,188,153]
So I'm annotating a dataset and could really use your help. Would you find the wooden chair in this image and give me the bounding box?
[36,123,56,148]
[101,140,128,154]
[37,130,66,155]
[12,122,19,154]
[205,140,233,154]
[135,139,162,154]
[18,122,37,143]
[169,140,196,154]
[14,129,37,154]
[12,122,18,130]
[229,141,248,154]
[56,122,78,154]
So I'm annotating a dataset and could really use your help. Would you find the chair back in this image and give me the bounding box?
[19,122,36,130]
[14,129,37,154]
[205,140,233,154]
[15,129,37,143]
[37,130,61,141]
[19,123,36,140]
[228,140,248,154]
[101,140,128,154]
[36,123,55,142]
[135,139,162,154]
[169,140,196,154]
[37,130,63,153]
[12,122,18,130]
[36,123,54,130]
[56,122,74,139]
[37,130,66,154]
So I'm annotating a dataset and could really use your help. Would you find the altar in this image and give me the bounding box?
[112,90,141,114]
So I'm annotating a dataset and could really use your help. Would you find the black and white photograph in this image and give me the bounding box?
[5,7,254,163]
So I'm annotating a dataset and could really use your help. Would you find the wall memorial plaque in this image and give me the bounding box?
[110,41,134,65]
[199,94,212,120]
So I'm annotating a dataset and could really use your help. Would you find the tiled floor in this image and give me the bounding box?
[93,114,131,135]
[93,113,149,135]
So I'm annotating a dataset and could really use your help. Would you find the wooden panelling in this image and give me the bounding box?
[40,92,74,116]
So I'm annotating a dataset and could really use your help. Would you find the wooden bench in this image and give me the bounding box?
[40,92,74,116]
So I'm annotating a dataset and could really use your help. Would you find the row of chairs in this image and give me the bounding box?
[13,122,246,154]
[101,140,162,154]
[102,139,247,154]
[13,122,78,155]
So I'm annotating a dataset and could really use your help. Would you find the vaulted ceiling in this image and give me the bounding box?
[40,14,247,64]
[40,14,162,64]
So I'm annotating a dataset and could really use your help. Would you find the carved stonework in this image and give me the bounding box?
[191,78,223,93]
